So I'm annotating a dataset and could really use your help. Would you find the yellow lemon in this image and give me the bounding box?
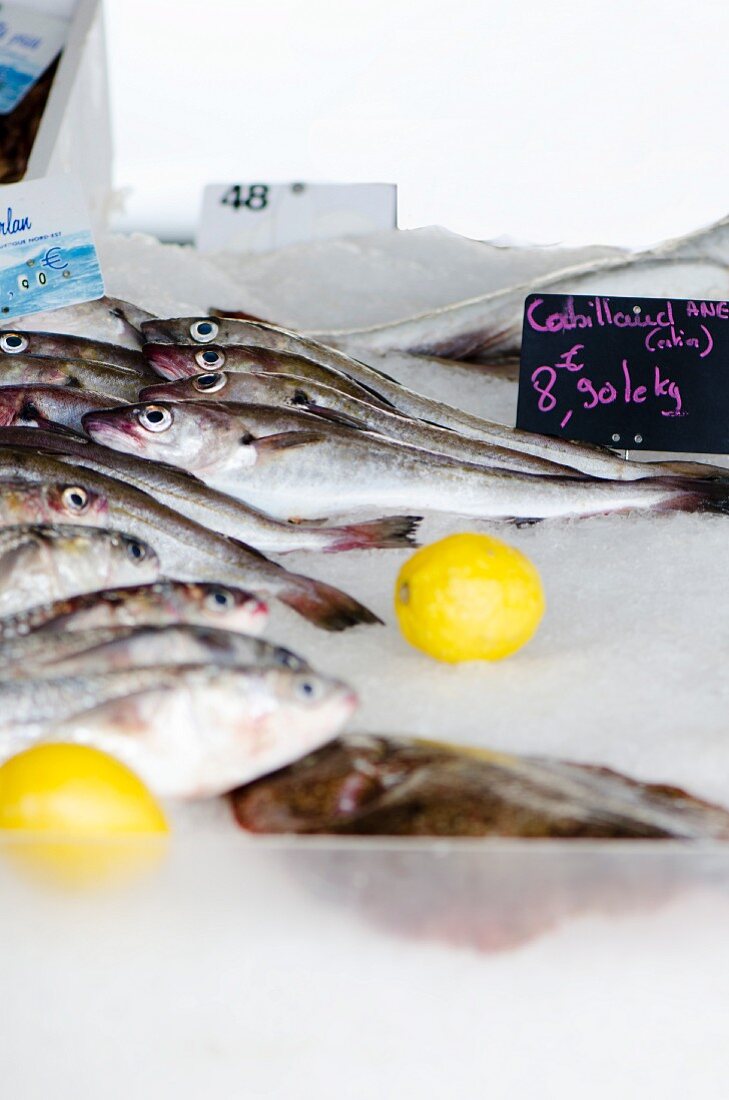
[394,532,545,662]
[0,743,168,890]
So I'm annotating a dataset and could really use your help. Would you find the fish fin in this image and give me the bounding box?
[254,431,330,454]
[323,515,422,552]
[301,403,372,430]
[278,573,382,631]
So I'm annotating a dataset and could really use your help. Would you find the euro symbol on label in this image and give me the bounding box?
[42,247,67,270]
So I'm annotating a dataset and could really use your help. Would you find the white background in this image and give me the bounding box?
[106,0,729,247]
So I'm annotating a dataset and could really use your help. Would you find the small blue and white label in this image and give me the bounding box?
[0,175,104,321]
[0,2,69,114]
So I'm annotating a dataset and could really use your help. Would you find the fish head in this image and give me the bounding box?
[82,401,243,472]
[139,371,230,402]
[100,530,160,588]
[45,481,109,525]
[142,342,214,380]
[190,666,358,793]
[189,581,269,636]
[141,317,221,345]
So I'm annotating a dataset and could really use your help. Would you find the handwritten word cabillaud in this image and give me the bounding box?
[526,296,719,359]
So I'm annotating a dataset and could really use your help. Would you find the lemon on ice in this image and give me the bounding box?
[394,532,545,663]
[0,743,168,889]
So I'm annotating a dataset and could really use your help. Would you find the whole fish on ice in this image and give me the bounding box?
[84,401,729,523]
[0,579,268,639]
[141,322,722,482]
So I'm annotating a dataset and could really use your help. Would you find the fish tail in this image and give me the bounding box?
[659,477,729,516]
[323,515,421,552]
[279,573,382,631]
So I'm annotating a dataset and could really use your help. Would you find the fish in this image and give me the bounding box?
[0,478,110,529]
[144,340,398,409]
[0,580,268,639]
[2,296,158,348]
[82,401,729,523]
[140,371,584,478]
[0,624,308,678]
[0,664,358,798]
[0,358,79,387]
[0,385,124,433]
[0,422,418,556]
[0,354,157,401]
[0,329,148,372]
[0,433,382,630]
[139,321,722,482]
[0,525,159,617]
[231,734,729,838]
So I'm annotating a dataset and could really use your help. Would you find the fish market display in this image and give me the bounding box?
[0,580,268,638]
[0,664,357,797]
[84,401,729,523]
[140,319,722,482]
[0,269,727,836]
[0,525,159,616]
[232,735,729,839]
[0,436,380,629]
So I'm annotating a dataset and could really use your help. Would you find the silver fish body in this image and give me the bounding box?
[0,329,149,371]
[0,354,155,400]
[140,371,582,479]
[144,339,398,409]
[0,524,159,616]
[0,580,268,639]
[0,384,124,433]
[0,663,358,798]
[82,401,729,523]
[0,422,418,556]
[0,624,308,678]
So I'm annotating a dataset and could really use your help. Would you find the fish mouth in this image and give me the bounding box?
[143,343,194,380]
[82,411,145,453]
[139,382,177,402]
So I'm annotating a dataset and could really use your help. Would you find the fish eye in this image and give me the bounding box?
[294,675,323,703]
[0,332,28,354]
[61,485,90,513]
[204,587,233,611]
[125,538,147,562]
[193,372,226,393]
[274,646,306,671]
[138,405,173,433]
[291,389,310,407]
[195,348,225,370]
[190,319,219,343]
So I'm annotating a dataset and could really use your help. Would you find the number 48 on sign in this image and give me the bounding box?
[196,181,397,254]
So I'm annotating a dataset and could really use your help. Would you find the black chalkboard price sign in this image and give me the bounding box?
[516,293,729,453]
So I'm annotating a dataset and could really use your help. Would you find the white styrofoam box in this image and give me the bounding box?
[22,0,112,228]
